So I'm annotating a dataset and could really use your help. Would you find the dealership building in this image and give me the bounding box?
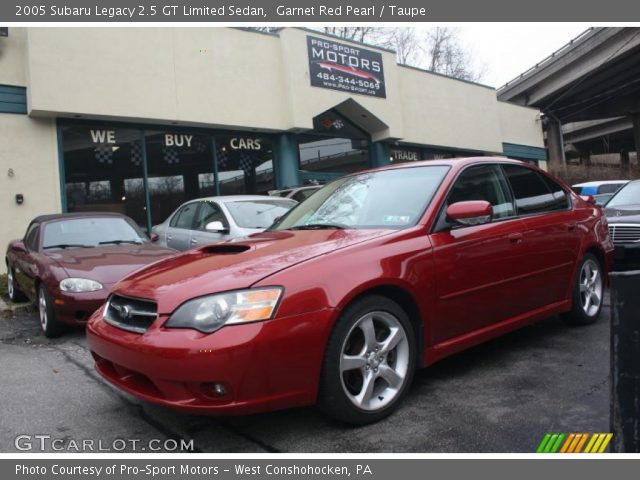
[0,27,546,249]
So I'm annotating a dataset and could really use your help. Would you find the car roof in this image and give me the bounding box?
[184,195,297,204]
[350,156,539,176]
[573,180,628,187]
[32,211,128,224]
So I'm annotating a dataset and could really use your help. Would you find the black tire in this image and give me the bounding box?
[318,295,417,425]
[6,264,27,302]
[562,252,604,326]
[38,285,64,338]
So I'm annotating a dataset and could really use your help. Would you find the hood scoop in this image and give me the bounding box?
[200,244,252,254]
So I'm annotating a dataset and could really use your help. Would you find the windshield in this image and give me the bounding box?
[606,181,640,208]
[272,166,450,230]
[225,200,297,229]
[42,217,147,249]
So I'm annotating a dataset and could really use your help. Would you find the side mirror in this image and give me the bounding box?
[149,232,159,243]
[446,201,493,227]
[580,194,597,206]
[12,241,27,253]
[205,221,227,233]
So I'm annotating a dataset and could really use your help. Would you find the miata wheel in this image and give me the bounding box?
[38,285,64,338]
[6,266,24,302]
[318,295,416,425]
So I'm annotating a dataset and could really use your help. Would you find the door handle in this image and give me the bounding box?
[568,222,577,231]
[190,238,198,244]
[167,235,172,241]
[508,232,524,243]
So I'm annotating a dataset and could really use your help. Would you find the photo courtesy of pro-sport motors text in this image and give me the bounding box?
[1,0,640,479]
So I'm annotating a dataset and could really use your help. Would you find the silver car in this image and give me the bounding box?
[151,195,297,251]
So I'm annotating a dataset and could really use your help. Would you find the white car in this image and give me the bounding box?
[269,185,322,202]
[151,195,297,251]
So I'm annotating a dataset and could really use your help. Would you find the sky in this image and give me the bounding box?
[455,24,590,88]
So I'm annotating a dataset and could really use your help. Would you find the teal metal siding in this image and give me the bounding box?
[0,85,27,114]
[503,142,547,161]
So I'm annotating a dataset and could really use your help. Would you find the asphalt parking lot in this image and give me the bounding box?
[0,296,610,453]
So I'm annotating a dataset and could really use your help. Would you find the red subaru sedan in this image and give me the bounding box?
[87,158,613,424]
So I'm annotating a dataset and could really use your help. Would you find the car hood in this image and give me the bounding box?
[605,206,640,224]
[45,244,176,287]
[113,229,392,314]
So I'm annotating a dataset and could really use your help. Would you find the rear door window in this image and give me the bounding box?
[502,165,563,215]
[170,203,197,229]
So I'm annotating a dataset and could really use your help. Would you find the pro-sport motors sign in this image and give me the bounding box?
[307,36,386,98]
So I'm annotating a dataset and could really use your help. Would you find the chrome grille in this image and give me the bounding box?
[609,224,640,245]
[104,294,157,334]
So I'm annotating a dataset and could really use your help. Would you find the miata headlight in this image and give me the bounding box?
[165,287,283,334]
[59,278,104,293]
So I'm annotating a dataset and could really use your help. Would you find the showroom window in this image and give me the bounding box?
[216,136,274,196]
[62,125,147,226]
[298,110,370,182]
[145,131,214,226]
[60,122,277,231]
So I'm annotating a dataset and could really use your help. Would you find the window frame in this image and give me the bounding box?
[170,202,199,230]
[194,201,229,232]
[501,164,572,217]
[24,223,40,252]
[432,162,518,233]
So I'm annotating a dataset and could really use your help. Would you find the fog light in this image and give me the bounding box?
[213,383,226,396]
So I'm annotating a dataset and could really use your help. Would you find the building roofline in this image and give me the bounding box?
[398,63,495,90]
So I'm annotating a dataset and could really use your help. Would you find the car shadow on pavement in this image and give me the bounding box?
[0,296,610,453]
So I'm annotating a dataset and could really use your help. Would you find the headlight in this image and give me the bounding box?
[165,287,283,333]
[59,278,103,293]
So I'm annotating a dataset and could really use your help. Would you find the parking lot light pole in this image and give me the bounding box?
[610,270,640,453]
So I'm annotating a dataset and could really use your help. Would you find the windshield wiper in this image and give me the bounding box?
[99,240,143,245]
[43,244,92,250]
[289,223,347,230]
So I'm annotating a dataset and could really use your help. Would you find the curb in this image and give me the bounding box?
[0,297,34,318]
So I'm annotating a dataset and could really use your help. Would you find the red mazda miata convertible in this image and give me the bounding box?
[86,158,613,424]
[5,212,175,337]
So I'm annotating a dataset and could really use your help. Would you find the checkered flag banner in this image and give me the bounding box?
[239,152,254,175]
[94,144,113,164]
[163,146,180,164]
[131,140,143,166]
[194,138,207,153]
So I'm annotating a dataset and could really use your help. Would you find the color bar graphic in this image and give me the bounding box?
[537,433,612,453]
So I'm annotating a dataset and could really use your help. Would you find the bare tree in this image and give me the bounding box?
[423,27,484,82]
[373,28,421,65]
[322,27,376,43]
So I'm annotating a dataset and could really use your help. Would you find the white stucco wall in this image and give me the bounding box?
[24,27,544,151]
[497,101,545,147]
[0,114,60,254]
[0,28,27,87]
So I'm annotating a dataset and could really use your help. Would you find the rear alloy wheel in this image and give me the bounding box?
[6,266,27,302]
[563,253,604,325]
[319,296,416,425]
[38,285,64,338]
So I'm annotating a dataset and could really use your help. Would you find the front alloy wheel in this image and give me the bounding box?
[319,295,416,425]
[38,285,63,338]
[340,311,410,411]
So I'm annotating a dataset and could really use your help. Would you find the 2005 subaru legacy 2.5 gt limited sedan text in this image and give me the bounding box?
[87,158,614,424]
